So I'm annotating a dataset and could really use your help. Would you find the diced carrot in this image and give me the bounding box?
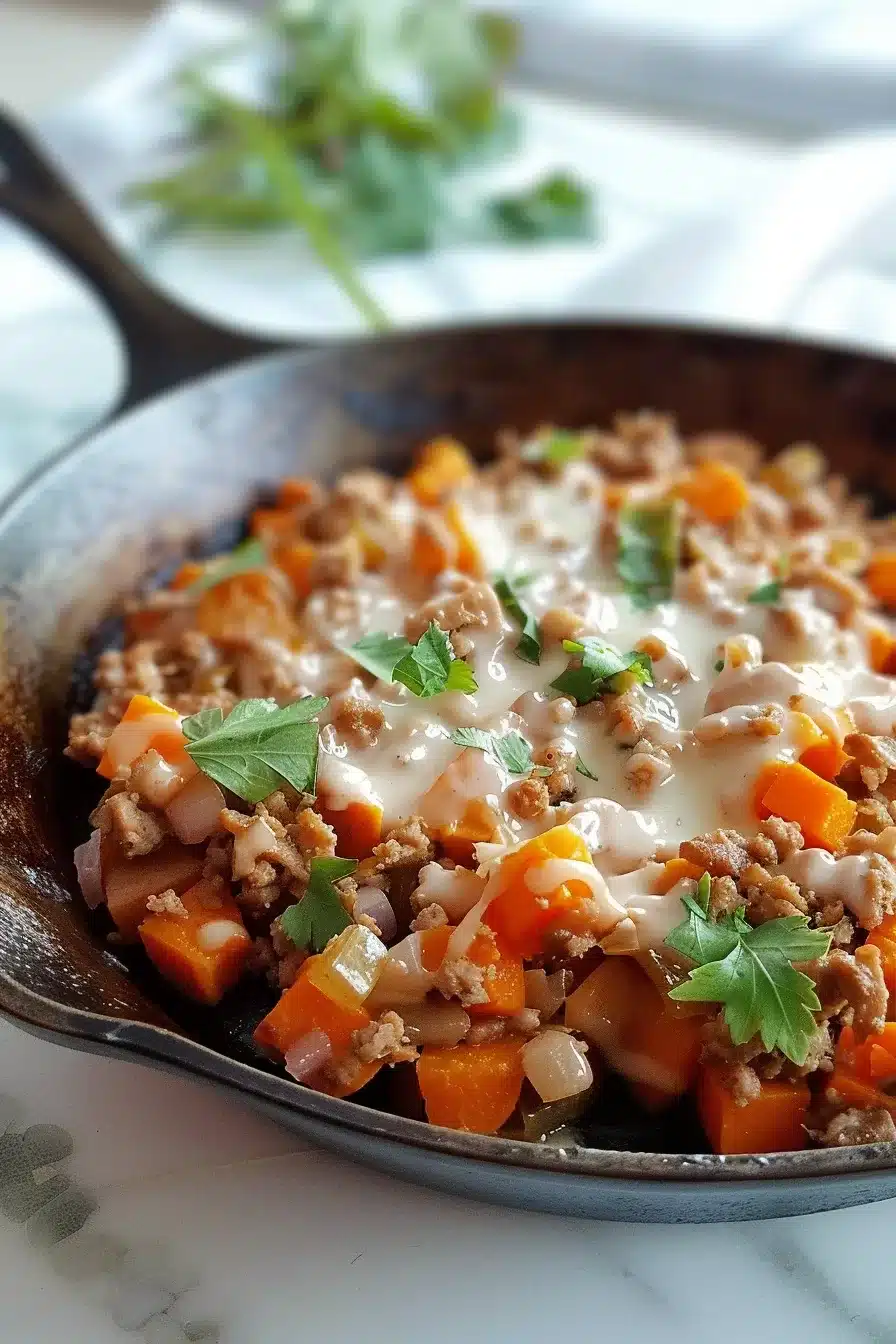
[276,477,317,508]
[103,838,205,942]
[629,1007,705,1112]
[800,736,851,782]
[603,483,629,512]
[443,500,483,578]
[698,1065,809,1155]
[138,879,250,1005]
[758,760,857,851]
[866,550,896,608]
[419,925,525,1017]
[829,1023,896,1117]
[436,800,500,865]
[97,694,191,780]
[828,1069,896,1115]
[417,1040,525,1133]
[673,462,750,523]
[275,539,317,599]
[865,918,896,998]
[485,824,597,958]
[317,800,383,860]
[411,521,453,580]
[654,857,703,895]
[170,561,205,592]
[867,622,896,674]
[753,759,787,819]
[353,523,387,571]
[254,958,371,1056]
[196,571,294,644]
[311,1059,382,1099]
[250,507,297,542]
[406,438,475,506]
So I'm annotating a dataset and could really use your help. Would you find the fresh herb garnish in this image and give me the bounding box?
[342,622,478,698]
[490,172,591,241]
[450,725,548,776]
[550,637,653,705]
[493,573,542,664]
[748,581,782,605]
[187,537,267,594]
[574,751,599,782]
[129,1,593,329]
[617,500,679,609]
[713,659,725,673]
[520,428,588,468]
[664,874,832,1065]
[279,856,357,953]
[182,696,327,803]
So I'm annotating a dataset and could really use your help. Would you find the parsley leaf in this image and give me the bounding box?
[183,696,327,803]
[490,172,592,242]
[550,637,653,705]
[748,581,782,605]
[665,883,832,1064]
[342,622,478,698]
[186,537,267,594]
[450,725,548,776]
[574,751,599,782]
[520,428,588,468]
[279,856,357,954]
[713,659,725,673]
[493,573,542,665]
[617,501,679,609]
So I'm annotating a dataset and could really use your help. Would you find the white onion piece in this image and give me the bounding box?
[522,1029,593,1104]
[74,831,104,909]
[165,773,225,845]
[285,1030,332,1083]
[197,919,249,953]
[524,968,571,1020]
[400,1001,470,1047]
[354,886,397,942]
[413,862,485,922]
[130,750,185,808]
[230,816,278,880]
[367,933,434,1007]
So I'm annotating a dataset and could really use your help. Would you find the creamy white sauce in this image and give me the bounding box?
[783,849,880,926]
[197,919,249,952]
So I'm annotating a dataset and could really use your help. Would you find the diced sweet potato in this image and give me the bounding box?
[417,1040,524,1132]
[698,1065,809,1155]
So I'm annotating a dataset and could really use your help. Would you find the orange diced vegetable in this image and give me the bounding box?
[698,1065,809,1154]
[654,857,703,895]
[276,477,317,508]
[353,523,387,571]
[865,917,896,998]
[97,694,192,781]
[312,1059,382,1099]
[250,507,297,542]
[866,550,896,608]
[407,438,475,506]
[800,736,851,782]
[419,925,525,1018]
[867,622,896,674]
[417,1040,524,1133]
[317,800,383,859]
[758,760,856,851]
[828,1023,896,1117]
[603,483,629,512]
[673,462,750,523]
[196,571,294,644]
[103,838,205,942]
[254,958,371,1056]
[436,801,500,866]
[276,539,317,599]
[485,824,597,958]
[138,879,250,1005]
[170,561,205,591]
[304,924,388,1011]
[411,521,453,580]
[443,500,483,578]
[629,1007,705,1112]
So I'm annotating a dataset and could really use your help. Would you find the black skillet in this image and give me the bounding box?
[2,107,896,1222]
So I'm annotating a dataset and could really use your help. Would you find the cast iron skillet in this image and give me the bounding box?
[2,107,896,1223]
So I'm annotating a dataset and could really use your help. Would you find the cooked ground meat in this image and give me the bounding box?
[92,791,166,859]
[330,695,385,748]
[819,1106,896,1147]
[814,946,888,1040]
[506,775,550,820]
[372,817,434,871]
[352,1011,417,1065]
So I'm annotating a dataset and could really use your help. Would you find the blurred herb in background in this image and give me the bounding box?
[129,0,595,328]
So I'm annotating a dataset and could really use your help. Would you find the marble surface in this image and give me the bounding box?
[3,6,896,1343]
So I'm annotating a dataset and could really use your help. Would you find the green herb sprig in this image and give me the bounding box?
[342,622,478,697]
[186,537,267,595]
[520,428,588,469]
[747,581,782,605]
[449,725,548,776]
[493,573,542,664]
[664,873,832,1065]
[183,696,327,802]
[617,500,679,609]
[550,637,653,705]
[279,856,357,953]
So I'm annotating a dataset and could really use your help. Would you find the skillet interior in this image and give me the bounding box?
[5,321,896,1213]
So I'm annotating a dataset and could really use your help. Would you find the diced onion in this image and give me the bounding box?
[367,933,433,1007]
[524,968,572,1020]
[522,1029,593,1104]
[73,830,104,909]
[196,919,249,953]
[130,749,185,808]
[284,1030,333,1082]
[230,815,278,880]
[354,886,397,942]
[413,862,485,922]
[165,773,225,845]
[400,1001,470,1047]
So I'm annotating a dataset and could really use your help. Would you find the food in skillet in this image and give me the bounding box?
[68,421,896,1154]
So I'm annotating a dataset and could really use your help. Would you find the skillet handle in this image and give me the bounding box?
[0,106,287,414]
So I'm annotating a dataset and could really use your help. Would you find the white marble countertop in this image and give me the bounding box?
[2,6,896,1344]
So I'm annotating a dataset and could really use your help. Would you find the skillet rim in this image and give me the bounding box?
[4,316,896,1189]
